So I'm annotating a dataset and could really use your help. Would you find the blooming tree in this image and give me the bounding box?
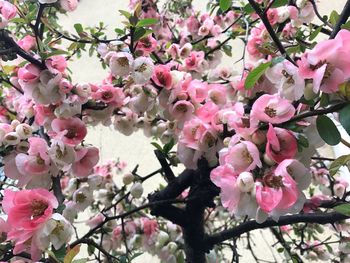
[2,0,350,262]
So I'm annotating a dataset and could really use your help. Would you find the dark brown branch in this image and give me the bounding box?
[0,30,46,69]
[154,150,175,182]
[247,0,296,65]
[330,0,350,39]
[204,212,349,249]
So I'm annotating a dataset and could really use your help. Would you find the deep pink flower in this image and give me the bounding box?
[0,0,16,28]
[92,84,125,105]
[2,189,58,260]
[151,65,173,89]
[251,94,295,124]
[266,124,297,163]
[17,64,41,84]
[50,117,87,146]
[17,35,36,52]
[141,218,158,237]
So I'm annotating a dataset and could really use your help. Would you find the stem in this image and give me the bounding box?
[247,0,296,65]
[204,212,349,250]
[330,0,350,39]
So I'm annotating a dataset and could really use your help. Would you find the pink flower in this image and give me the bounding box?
[251,94,295,124]
[151,65,173,89]
[184,51,205,72]
[45,55,67,74]
[2,189,58,260]
[187,79,209,103]
[256,169,298,213]
[136,35,158,56]
[17,35,36,52]
[72,146,100,178]
[0,0,16,28]
[267,9,279,25]
[60,0,78,12]
[17,64,41,84]
[50,117,87,146]
[141,218,158,237]
[266,124,297,163]
[92,84,125,105]
[169,100,195,121]
[219,139,262,174]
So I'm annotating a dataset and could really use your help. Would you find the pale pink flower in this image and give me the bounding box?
[131,57,154,85]
[136,35,158,56]
[17,64,41,84]
[184,51,205,72]
[92,84,125,105]
[60,0,78,12]
[187,79,209,103]
[109,52,133,77]
[219,139,262,174]
[72,146,99,178]
[50,117,87,146]
[266,124,297,163]
[251,94,295,124]
[17,35,36,52]
[45,55,67,74]
[0,0,16,28]
[169,100,194,121]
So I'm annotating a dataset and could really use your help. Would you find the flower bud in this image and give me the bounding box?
[251,130,266,145]
[4,132,20,145]
[123,172,135,185]
[263,153,276,166]
[334,183,346,198]
[237,172,255,192]
[130,182,143,198]
[10,119,20,129]
[15,123,32,139]
[157,231,169,246]
[167,242,178,253]
[16,140,30,153]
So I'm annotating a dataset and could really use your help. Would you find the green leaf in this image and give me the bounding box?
[316,115,341,146]
[309,25,323,41]
[244,62,272,90]
[219,0,232,12]
[277,247,284,253]
[133,28,153,42]
[151,142,163,152]
[329,10,340,26]
[243,3,254,14]
[119,10,131,19]
[334,203,350,216]
[329,154,350,176]
[339,104,350,136]
[271,0,288,8]
[136,18,158,27]
[72,259,88,263]
[53,246,66,262]
[163,138,175,154]
[74,23,84,34]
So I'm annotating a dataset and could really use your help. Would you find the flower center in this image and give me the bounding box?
[31,199,48,217]
[136,63,148,73]
[66,127,77,139]
[117,57,129,67]
[264,106,277,118]
[241,149,253,164]
[263,173,284,189]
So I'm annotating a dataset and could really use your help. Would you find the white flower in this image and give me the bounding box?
[36,213,74,251]
[130,182,143,198]
[131,57,154,85]
[109,52,134,77]
[237,172,254,193]
[48,140,76,170]
[15,123,32,139]
[4,132,20,145]
[73,186,94,211]
[123,172,134,185]
[38,0,58,3]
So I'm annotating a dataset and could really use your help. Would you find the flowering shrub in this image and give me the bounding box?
[1,0,350,262]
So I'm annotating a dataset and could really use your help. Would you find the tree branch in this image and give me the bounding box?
[247,0,296,65]
[204,212,349,250]
[330,0,350,39]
